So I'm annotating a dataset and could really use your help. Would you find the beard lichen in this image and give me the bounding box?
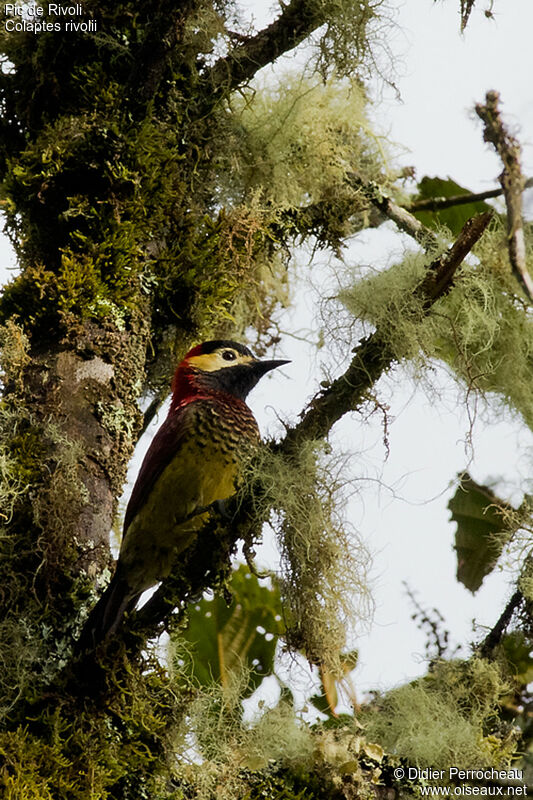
[186,668,314,773]
[242,440,372,677]
[226,74,388,222]
[361,658,515,771]
[0,406,94,714]
[337,221,533,431]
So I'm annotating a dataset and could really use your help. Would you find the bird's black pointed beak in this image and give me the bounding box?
[226,357,290,399]
[252,358,290,378]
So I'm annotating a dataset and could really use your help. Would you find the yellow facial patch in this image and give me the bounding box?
[186,349,255,372]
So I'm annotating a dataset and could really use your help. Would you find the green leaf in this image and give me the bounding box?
[309,691,336,717]
[448,473,514,593]
[176,564,284,698]
[412,176,494,236]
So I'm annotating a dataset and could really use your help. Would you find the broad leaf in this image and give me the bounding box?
[412,176,494,236]
[177,564,284,698]
[448,473,514,593]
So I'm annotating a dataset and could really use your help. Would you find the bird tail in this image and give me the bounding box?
[75,568,140,653]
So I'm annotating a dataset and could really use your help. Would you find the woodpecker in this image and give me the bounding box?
[78,340,288,649]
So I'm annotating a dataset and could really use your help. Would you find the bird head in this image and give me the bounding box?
[171,340,289,404]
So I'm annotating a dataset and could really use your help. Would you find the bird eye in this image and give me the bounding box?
[221,350,237,361]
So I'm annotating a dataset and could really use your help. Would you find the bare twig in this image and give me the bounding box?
[461,0,476,31]
[408,186,501,212]
[140,393,166,438]
[418,211,493,306]
[404,582,456,660]
[476,91,533,300]
[479,552,533,659]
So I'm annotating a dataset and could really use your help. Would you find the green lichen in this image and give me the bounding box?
[310,0,390,80]
[337,249,435,366]
[0,652,191,800]
[361,658,516,770]
[239,441,371,676]
[95,399,135,441]
[0,4,406,798]
[0,319,30,393]
[223,74,390,251]
[174,675,396,800]
[338,220,533,431]
[0,407,94,712]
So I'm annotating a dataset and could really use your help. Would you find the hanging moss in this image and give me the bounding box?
[179,668,385,800]
[310,0,390,80]
[338,220,533,431]
[171,662,402,800]
[361,658,516,770]
[222,75,390,249]
[237,441,371,675]
[338,249,431,363]
[188,675,314,776]
[0,319,30,393]
[0,3,410,797]
[431,228,533,429]
[0,410,91,711]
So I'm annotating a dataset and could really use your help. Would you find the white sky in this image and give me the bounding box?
[1,0,532,706]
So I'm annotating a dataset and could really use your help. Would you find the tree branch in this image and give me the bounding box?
[475,91,533,300]
[460,0,476,31]
[478,589,524,659]
[418,211,494,307]
[75,197,491,657]
[126,0,198,106]
[140,393,167,438]
[346,173,440,251]
[407,185,502,212]
[278,211,492,451]
[206,0,327,94]
[114,211,492,649]
[409,176,533,213]
[127,0,327,111]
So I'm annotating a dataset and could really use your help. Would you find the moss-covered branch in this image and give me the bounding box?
[347,173,440,250]
[279,210,492,450]
[206,0,328,94]
[126,0,200,109]
[2,4,522,796]
[478,589,524,658]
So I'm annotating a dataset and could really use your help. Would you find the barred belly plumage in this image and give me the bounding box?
[120,399,259,590]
